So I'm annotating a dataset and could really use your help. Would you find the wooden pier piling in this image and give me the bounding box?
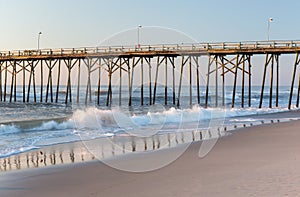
[289,53,300,109]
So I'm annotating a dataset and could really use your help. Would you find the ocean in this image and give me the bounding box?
[0,85,299,159]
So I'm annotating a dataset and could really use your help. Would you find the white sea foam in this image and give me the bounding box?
[68,105,292,130]
[0,124,20,135]
[0,106,291,136]
[29,120,75,131]
[0,105,296,158]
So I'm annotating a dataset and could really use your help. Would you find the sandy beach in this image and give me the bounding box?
[1,119,300,197]
[2,1,300,197]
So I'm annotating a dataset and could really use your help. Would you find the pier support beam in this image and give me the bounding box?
[4,61,8,102]
[297,75,300,108]
[9,60,17,102]
[194,56,200,105]
[205,56,214,108]
[45,60,58,103]
[77,59,81,104]
[189,56,193,106]
[170,57,176,105]
[248,57,252,107]
[241,56,245,108]
[40,60,43,102]
[97,58,102,106]
[177,56,189,107]
[103,58,116,107]
[220,56,225,106]
[153,57,164,105]
[84,58,98,105]
[119,58,122,106]
[232,55,239,108]
[55,60,61,103]
[22,61,26,102]
[27,60,38,103]
[140,58,144,105]
[207,54,251,108]
[215,56,218,107]
[145,58,152,105]
[288,53,300,109]
[0,61,3,102]
[128,57,141,106]
[64,59,78,104]
[259,54,280,108]
[127,59,132,106]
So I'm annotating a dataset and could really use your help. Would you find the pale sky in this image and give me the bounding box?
[0,0,299,85]
[1,0,299,50]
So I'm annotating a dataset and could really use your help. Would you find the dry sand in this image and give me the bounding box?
[1,120,300,197]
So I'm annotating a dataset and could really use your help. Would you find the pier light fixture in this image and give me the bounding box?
[38,32,42,51]
[137,25,142,49]
[267,18,273,41]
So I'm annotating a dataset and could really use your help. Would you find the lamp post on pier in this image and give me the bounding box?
[38,32,42,51]
[137,25,142,49]
[267,18,273,41]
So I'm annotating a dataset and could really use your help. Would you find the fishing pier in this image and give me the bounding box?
[0,40,300,109]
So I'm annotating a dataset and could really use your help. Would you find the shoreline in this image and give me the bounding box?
[0,109,299,173]
[1,118,300,196]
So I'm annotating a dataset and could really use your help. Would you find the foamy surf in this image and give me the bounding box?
[0,104,299,158]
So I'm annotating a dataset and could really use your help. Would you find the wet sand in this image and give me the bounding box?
[1,119,300,197]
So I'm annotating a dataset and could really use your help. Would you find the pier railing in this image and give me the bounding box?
[1,40,300,58]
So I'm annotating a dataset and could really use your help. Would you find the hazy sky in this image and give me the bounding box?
[1,0,299,86]
[1,0,299,50]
